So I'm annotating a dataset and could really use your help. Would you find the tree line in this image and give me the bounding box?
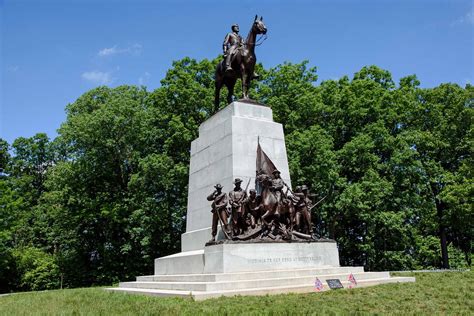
[0,57,472,292]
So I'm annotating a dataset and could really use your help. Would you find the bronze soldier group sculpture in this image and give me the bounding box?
[207,176,319,243]
[207,143,327,243]
[214,15,267,113]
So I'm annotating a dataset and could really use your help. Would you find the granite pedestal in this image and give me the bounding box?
[182,101,292,252]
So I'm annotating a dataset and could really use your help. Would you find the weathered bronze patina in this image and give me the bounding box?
[228,178,248,236]
[207,142,328,243]
[214,15,267,112]
[207,183,230,242]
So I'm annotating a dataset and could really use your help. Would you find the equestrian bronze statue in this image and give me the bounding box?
[214,15,267,113]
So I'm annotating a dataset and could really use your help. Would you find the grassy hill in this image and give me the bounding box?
[0,272,472,315]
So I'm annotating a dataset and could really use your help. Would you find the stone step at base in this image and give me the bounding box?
[137,266,365,282]
[154,249,204,275]
[106,287,193,298]
[107,276,415,300]
[121,271,391,292]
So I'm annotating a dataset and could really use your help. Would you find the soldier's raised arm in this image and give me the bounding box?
[207,190,217,201]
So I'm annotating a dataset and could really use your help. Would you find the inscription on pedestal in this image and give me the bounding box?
[203,242,340,273]
[247,256,322,264]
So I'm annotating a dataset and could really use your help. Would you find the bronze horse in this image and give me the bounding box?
[214,16,267,113]
[258,175,295,231]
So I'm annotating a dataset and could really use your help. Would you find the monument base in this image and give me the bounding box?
[108,242,415,299]
[203,241,340,273]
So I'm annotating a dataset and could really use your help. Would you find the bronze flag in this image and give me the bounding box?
[256,142,276,176]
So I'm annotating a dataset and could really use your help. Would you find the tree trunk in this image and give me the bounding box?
[439,224,449,269]
[436,199,450,269]
[428,179,450,269]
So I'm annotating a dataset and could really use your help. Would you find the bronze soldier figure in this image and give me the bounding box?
[229,178,247,236]
[222,24,259,78]
[207,183,229,241]
[289,185,302,226]
[244,189,263,229]
[222,24,244,73]
[295,185,313,234]
[255,168,266,196]
[271,169,284,205]
[293,186,305,232]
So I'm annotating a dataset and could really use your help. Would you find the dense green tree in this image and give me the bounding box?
[267,64,471,270]
[0,134,61,292]
[406,83,473,268]
[12,246,60,291]
[0,139,10,170]
[258,61,318,133]
[0,176,23,292]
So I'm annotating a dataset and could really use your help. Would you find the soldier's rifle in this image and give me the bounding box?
[309,185,333,211]
[214,201,231,239]
[244,177,251,195]
[282,180,294,196]
[309,194,328,211]
[241,178,252,213]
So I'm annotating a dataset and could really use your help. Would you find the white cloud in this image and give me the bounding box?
[81,71,113,84]
[98,46,119,56]
[451,7,474,26]
[138,72,151,85]
[97,43,142,57]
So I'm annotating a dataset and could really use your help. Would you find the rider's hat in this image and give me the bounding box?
[233,178,243,184]
[301,185,308,191]
[272,169,281,175]
[214,183,223,189]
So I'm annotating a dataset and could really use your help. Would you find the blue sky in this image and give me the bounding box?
[1,0,473,144]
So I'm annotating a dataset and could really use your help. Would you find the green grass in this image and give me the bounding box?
[1,272,472,315]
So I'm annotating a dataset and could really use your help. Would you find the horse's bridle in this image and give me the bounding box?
[244,34,268,47]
